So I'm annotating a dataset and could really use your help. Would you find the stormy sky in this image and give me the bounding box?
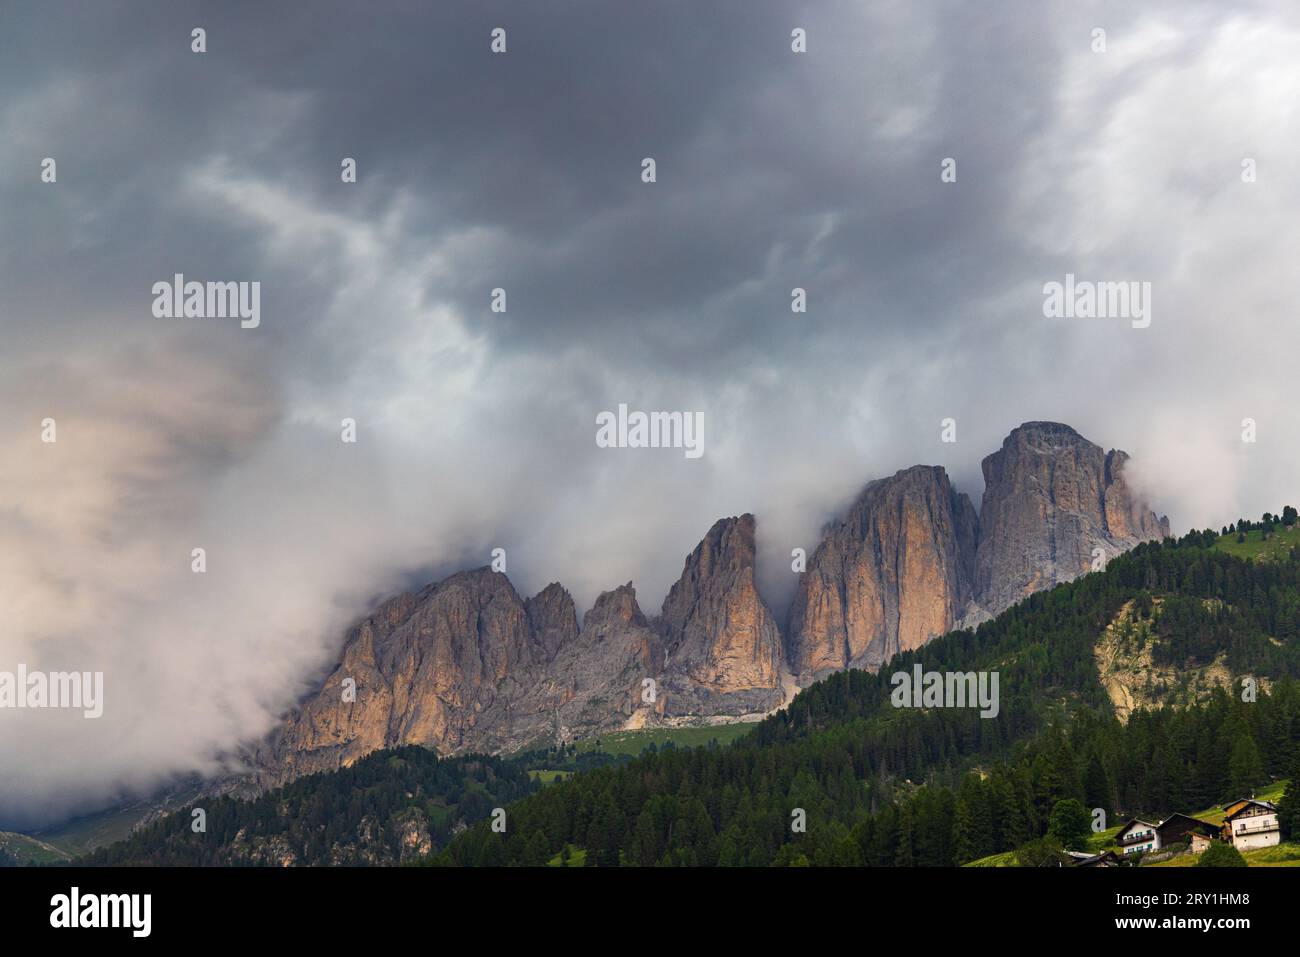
[2,0,1299,828]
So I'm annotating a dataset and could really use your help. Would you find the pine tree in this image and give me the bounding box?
[1228,735,1265,797]
[951,798,973,866]
[1083,751,1114,818]
[894,806,915,867]
[522,829,551,866]
[1276,757,1300,840]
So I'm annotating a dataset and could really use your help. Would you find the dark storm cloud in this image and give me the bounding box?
[2,0,1299,827]
[5,0,1063,364]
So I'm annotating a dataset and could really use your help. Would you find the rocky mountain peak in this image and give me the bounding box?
[584,583,647,629]
[1005,419,1082,446]
[975,422,1169,616]
[657,514,784,711]
[525,583,579,661]
[260,565,537,786]
[786,464,979,682]
[660,514,759,631]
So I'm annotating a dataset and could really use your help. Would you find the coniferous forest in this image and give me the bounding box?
[81,750,537,866]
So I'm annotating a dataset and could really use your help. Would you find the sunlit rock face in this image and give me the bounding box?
[786,465,979,683]
[657,514,785,716]
[975,422,1168,617]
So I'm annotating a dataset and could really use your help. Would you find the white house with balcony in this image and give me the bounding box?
[1115,819,1161,855]
[1221,798,1280,851]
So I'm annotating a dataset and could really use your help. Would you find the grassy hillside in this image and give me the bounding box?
[529,769,574,784]
[546,844,588,867]
[1213,524,1300,561]
[964,850,1017,867]
[28,783,209,859]
[1147,843,1300,866]
[37,806,158,858]
[0,831,72,865]
[523,725,759,788]
[574,723,757,757]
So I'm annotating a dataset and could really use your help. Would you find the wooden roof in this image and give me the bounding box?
[1222,798,1277,820]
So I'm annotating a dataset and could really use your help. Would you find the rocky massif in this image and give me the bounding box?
[258,422,1168,786]
[258,517,783,787]
[974,422,1171,617]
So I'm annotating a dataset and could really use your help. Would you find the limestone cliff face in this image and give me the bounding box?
[1103,450,1170,543]
[520,583,665,739]
[657,514,785,716]
[974,422,1169,617]
[786,466,979,682]
[264,569,549,785]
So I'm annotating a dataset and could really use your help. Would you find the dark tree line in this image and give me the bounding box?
[80,748,536,866]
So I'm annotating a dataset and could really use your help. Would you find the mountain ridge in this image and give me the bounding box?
[251,421,1168,789]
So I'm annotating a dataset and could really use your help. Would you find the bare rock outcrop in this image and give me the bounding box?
[657,514,786,716]
[785,465,979,683]
[525,582,579,661]
[974,422,1169,617]
[520,583,665,742]
[262,568,548,785]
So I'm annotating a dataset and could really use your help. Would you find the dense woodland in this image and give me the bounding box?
[81,748,536,866]
[76,521,1300,867]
